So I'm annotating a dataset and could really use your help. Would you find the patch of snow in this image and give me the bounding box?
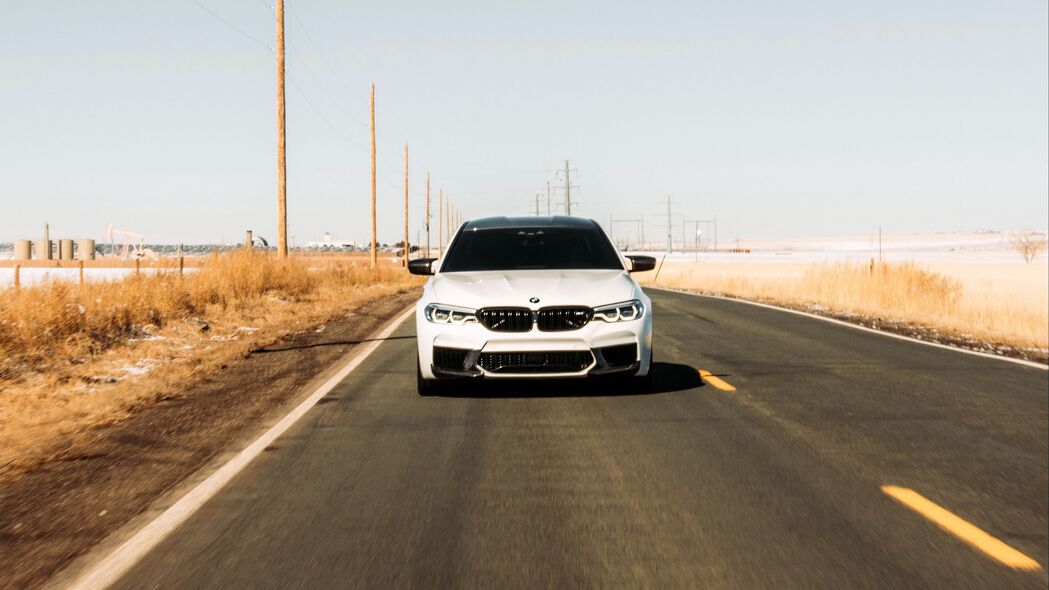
[0,267,198,287]
[128,334,167,343]
[119,361,156,376]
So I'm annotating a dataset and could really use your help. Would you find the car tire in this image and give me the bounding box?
[417,359,438,396]
[633,349,654,393]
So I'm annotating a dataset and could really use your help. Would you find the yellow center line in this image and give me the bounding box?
[881,485,1042,571]
[699,369,736,392]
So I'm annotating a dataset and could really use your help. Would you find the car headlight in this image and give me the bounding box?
[593,300,645,322]
[424,303,478,325]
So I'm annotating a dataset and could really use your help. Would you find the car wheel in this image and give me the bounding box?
[417,359,438,396]
[633,349,654,393]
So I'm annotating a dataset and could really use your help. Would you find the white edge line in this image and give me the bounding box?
[61,306,416,590]
[651,287,1048,371]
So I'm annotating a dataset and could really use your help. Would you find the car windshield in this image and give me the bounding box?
[440,226,623,272]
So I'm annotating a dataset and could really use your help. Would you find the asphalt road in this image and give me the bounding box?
[111,289,1048,589]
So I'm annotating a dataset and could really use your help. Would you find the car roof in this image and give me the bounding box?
[462,216,600,230]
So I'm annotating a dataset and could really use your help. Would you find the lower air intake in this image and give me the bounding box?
[433,347,470,371]
[598,343,638,367]
[478,351,593,374]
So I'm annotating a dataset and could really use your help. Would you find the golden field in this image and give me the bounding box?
[0,251,422,476]
[641,260,1049,352]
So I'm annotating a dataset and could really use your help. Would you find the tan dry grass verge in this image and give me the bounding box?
[641,261,1048,353]
[0,251,422,478]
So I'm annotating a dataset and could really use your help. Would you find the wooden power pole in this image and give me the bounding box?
[438,188,444,256]
[275,0,288,258]
[403,143,409,267]
[369,83,377,267]
[425,172,431,257]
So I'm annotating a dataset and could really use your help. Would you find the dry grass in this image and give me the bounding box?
[642,261,1049,352]
[0,251,422,475]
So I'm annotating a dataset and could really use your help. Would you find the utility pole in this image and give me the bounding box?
[611,219,643,251]
[688,219,715,251]
[545,181,552,216]
[369,83,377,267]
[403,143,409,267]
[275,0,288,258]
[425,172,431,257]
[559,160,579,215]
[438,188,444,256]
[535,194,542,216]
[564,161,571,215]
[666,195,672,253]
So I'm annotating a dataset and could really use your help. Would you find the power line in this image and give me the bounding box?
[286,43,360,123]
[283,34,380,139]
[287,75,408,193]
[286,8,371,102]
[188,0,272,51]
[191,0,412,174]
[285,76,359,146]
[280,4,413,169]
[203,0,440,242]
[286,77,408,194]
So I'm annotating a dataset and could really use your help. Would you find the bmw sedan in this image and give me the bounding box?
[409,216,655,395]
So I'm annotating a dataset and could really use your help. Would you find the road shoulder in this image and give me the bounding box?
[0,291,418,590]
[650,287,1048,368]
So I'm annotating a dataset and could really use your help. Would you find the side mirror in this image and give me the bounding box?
[626,255,656,273]
[408,258,437,275]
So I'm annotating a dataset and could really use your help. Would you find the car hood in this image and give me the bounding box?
[431,269,638,309]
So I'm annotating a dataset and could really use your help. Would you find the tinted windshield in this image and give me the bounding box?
[440,226,623,272]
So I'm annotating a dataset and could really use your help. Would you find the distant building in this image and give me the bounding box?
[304,232,357,250]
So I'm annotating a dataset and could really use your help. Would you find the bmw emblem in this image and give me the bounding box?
[529,297,540,304]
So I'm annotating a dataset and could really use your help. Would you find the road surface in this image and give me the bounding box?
[110,289,1048,589]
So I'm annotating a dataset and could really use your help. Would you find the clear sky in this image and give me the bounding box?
[2,0,1046,245]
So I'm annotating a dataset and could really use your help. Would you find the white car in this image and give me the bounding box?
[409,216,656,395]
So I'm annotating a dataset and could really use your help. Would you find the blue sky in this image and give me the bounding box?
[2,0,1046,245]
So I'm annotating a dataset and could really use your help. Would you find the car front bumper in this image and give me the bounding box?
[416,307,653,380]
